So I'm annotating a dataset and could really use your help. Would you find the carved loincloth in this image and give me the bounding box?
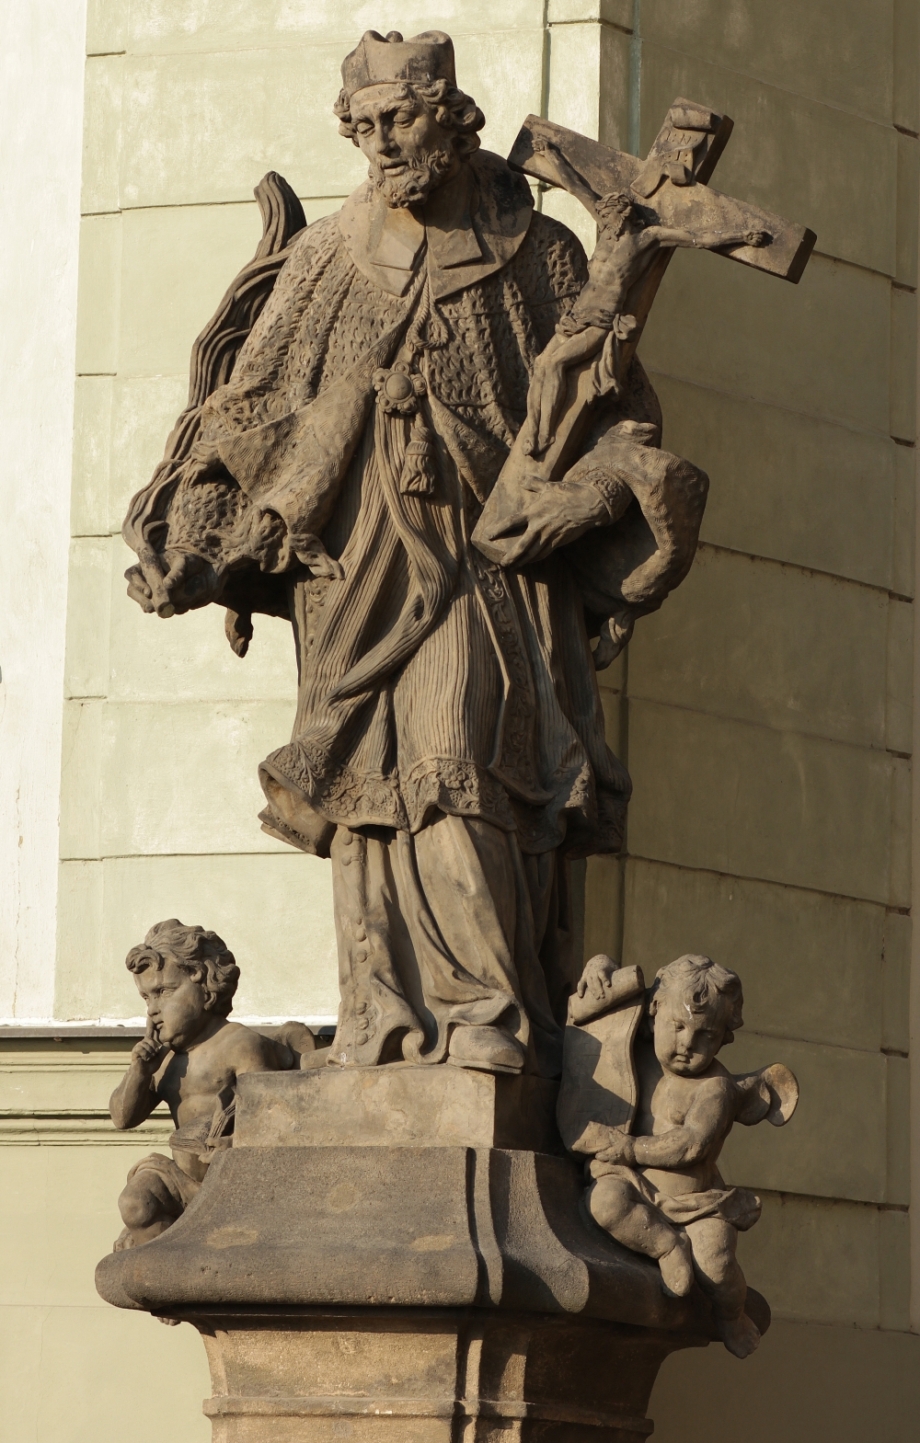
[588,1160,762,1231]
[125,1151,202,1217]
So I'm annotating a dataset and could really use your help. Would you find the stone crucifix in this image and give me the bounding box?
[473,100,816,566]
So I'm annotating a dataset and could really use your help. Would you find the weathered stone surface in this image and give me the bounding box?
[235,1066,562,1153]
[651,1318,920,1443]
[621,858,886,1052]
[122,1,546,54]
[118,203,264,376]
[721,1034,886,1204]
[626,699,909,905]
[123,81,765,1077]
[96,28,818,1437]
[640,42,897,276]
[96,1138,739,1342]
[196,1307,682,1443]
[644,249,891,433]
[59,698,296,860]
[107,920,322,1249]
[559,953,795,1358]
[627,547,891,748]
[737,1192,883,1329]
[55,852,339,1023]
[75,213,121,375]
[81,55,123,215]
[651,374,901,591]
[643,0,893,123]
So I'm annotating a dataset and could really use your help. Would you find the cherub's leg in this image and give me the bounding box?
[114,1172,181,1249]
[586,1176,694,1297]
[684,1218,761,1358]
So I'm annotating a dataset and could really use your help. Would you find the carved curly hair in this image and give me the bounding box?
[333,79,485,160]
[126,919,240,1018]
[649,954,744,1043]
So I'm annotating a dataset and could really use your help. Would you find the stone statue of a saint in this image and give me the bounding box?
[123,31,710,1078]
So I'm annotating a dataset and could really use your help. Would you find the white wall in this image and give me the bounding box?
[0,0,87,1018]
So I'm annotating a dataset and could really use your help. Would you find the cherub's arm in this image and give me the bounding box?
[598,1077,735,1168]
[109,1020,167,1130]
[226,1027,292,1084]
[643,224,770,253]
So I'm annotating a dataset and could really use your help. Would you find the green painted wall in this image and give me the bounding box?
[2,1,918,1438]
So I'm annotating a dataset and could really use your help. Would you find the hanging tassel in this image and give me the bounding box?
[400,409,437,495]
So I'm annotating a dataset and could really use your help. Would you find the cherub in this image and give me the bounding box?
[110,919,318,1249]
[560,953,797,1358]
[521,138,770,456]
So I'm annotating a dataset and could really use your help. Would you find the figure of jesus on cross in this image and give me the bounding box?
[521,136,771,458]
[473,101,814,571]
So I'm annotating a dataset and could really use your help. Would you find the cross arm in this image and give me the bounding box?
[509,107,816,284]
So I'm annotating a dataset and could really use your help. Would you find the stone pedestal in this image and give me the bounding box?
[197,1309,679,1442]
[97,1068,765,1440]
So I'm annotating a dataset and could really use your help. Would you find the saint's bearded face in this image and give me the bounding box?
[349,83,461,208]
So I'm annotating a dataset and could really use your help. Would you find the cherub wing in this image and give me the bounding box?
[734,1063,799,1127]
[557,964,645,1153]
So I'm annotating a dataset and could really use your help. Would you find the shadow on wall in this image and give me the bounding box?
[651,1319,920,1443]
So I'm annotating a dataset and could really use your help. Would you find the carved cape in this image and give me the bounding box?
[124,153,707,860]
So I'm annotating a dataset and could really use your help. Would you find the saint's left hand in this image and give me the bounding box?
[494,477,609,567]
[125,549,222,616]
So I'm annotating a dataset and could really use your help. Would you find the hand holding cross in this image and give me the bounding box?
[472,98,815,568]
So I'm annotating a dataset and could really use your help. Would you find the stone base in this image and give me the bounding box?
[233,1065,563,1153]
[194,1306,688,1443]
[97,1067,767,1439]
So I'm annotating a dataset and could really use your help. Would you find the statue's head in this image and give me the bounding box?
[125,919,240,1048]
[596,190,644,238]
[648,954,744,1076]
[334,30,485,208]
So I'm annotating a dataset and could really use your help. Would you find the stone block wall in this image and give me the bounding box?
[583,2,920,1434]
[2,1,919,1438]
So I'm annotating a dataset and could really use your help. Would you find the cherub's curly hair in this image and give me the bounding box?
[649,954,744,1044]
[126,919,239,1017]
[333,79,484,159]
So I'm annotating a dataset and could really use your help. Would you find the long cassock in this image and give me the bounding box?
[141,150,707,1077]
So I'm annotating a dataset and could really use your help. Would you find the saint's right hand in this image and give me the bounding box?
[125,550,221,617]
